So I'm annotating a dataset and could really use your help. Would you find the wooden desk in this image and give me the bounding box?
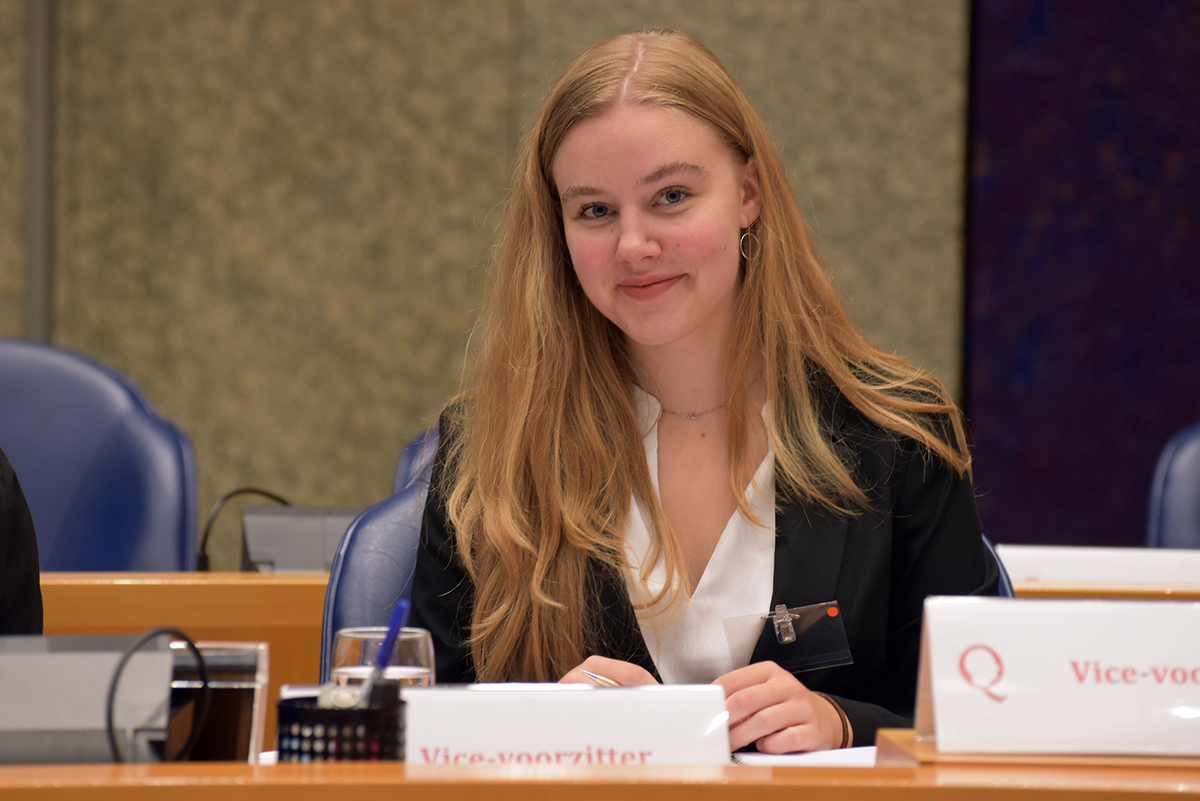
[1014,582,1200,601]
[1,758,1199,801]
[40,572,328,749]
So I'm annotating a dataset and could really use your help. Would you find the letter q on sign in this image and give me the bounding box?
[959,644,1006,703]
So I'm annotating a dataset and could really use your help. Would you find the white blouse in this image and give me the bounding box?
[622,388,776,684]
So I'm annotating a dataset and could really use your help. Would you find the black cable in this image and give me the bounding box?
[105,627,211,763]
[197,487,290,570]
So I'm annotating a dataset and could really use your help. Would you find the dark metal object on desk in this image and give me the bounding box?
[277,684,404,762]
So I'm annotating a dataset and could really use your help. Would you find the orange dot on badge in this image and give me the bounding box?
[827,607,839,617]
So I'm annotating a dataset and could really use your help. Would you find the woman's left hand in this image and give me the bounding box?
[713,661,851,753]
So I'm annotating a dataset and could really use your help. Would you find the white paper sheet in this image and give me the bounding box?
[733,746,877,767]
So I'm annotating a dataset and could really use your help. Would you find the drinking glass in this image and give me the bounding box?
[331,626,436,687]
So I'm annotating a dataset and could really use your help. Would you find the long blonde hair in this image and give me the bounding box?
[441,29,970,682]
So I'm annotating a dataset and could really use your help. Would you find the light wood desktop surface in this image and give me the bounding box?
[2,757,1199,801]
[25,576,1200,799]
[1013,582,1200,601]
[39,572,329,749]
[35,571,1198,754]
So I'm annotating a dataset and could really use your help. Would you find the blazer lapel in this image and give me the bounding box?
[600,372,855,678]
[592,559,661,680]
[594,499,849,677]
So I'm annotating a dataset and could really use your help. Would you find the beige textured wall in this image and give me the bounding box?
[53,1,510,567]
[13,1,966,568]
[0,2,25,338]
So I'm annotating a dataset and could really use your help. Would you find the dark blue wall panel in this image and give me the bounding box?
[966,0,1200,545]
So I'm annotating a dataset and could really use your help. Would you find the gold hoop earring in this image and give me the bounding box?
[740,230,760,261]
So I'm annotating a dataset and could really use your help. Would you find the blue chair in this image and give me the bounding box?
[1146,421,1200,549]
[392,426,440,495]
[0,339,197,570]
[983,534,1014,598]
[321,426,439,682]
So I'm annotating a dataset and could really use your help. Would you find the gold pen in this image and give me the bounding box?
[580,668,621,687]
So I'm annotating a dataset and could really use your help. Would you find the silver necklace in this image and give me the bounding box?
[659,400,728,421]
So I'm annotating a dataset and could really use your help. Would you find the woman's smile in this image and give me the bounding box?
[619,273,686,301]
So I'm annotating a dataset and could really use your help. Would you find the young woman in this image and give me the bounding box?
[411,29,999,752]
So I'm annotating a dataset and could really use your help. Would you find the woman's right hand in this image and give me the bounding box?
[559,655,659,686]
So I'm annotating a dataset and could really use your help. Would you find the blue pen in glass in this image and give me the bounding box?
[358,598,410,707]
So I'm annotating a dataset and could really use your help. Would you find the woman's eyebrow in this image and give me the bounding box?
[559,184,601,205]
[559,162,706,206]
[640,161,707,186]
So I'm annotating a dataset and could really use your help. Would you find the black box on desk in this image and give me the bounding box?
[0,635,268,764]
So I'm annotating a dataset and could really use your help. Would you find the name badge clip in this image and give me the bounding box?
[752,601,853,674]
[769,604,797,644]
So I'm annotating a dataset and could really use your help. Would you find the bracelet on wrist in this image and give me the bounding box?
[815,692,850,749]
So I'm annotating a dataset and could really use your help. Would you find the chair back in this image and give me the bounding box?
[1146,421,1200,548]
[0,339,197,570]
[322,426,439,682]
[392,426,440,495]
[983,534,1015,597]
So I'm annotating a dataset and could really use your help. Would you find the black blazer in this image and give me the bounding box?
[0,446,43,635]
[411,393,1000,747]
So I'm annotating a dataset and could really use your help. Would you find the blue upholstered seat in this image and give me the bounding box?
[983,534,1014,598]
[1146,421,1200,549]
[0,339,197,570]
[392,426,440,495]
[321,426,439,682]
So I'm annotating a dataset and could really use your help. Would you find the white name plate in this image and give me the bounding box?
[916,597,1200,756]
[404,684,730,765]
[994,544,1200,585]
